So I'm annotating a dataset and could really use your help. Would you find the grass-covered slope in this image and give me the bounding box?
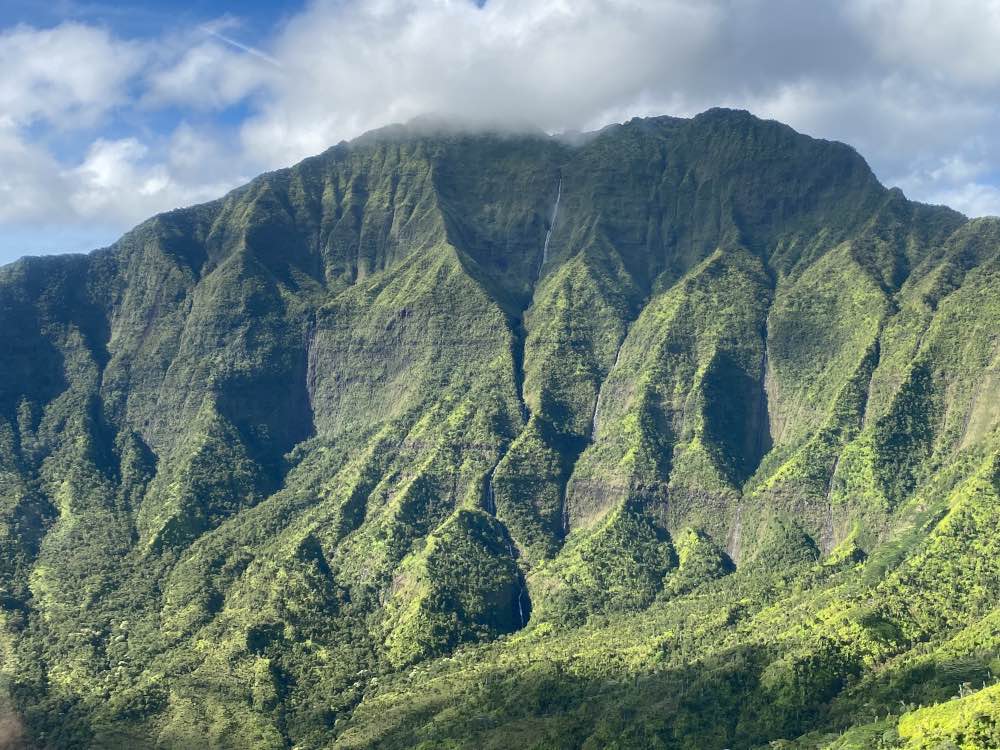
[1,109,999,749]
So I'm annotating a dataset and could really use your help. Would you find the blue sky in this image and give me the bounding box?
[2,0,1000,265]
[2,0,305,45]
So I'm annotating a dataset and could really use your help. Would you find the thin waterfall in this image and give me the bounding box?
[536,179,562,283]
[755,322,772,462]
[590,333,627,441]
[860,335,882,429]
[825,455,841,504]
[560,488,569,538]
[506,539,527,627]
[823,454,841,552]
[726,503,743,563]
[484,465,498,516]
[484,459,529,626]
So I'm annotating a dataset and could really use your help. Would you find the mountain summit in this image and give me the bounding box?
[2,109,999,749]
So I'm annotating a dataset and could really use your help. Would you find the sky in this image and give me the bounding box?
[2,0,1000,265]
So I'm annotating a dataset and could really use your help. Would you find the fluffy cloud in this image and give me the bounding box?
[3,0,1000,263]
[0,22,144,127]
[894,155,1000,216]
[242,0,722,165]
[0,123,67,222]
[0,21,253,259]
[233,0,1000,221]
[67,136,239,222]
[238,0,892,165]
[144,41,264,109]
[144,16,278,111]
[847,0,1000,86]
[0,123,246,257]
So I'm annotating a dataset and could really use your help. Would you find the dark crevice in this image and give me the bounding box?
[482,446,532,632]
[472,175,567,626]
[709,344,773,489]
[502,529,531,629]
[510,316,530,423]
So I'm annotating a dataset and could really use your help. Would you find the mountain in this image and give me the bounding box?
[1,108,999,749]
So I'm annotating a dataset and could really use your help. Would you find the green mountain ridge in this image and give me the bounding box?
[1,107,999,748]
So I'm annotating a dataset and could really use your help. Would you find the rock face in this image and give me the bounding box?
[2,109,1000,749]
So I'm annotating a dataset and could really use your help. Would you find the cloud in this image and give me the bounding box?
[199,19,282,68]
[4,1,1000,264]
[239,0,726,165]
[0,22,144,127]
[235,0,1000,222]
[0,21,256,261]
[847,0,1000,86]
[0,114,248,262]
[66,134,245,223]
[893,155,1000,216]
[237,0,889,165]
[0,123,68,222]
[923,183,1000,217]
[143,19,278,110]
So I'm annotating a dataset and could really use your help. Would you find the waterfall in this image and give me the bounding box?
[823,454,841,552]
[590,333,627,441]
[485,468,497,516]
[861,367,877,428]
[537,179,562,282]
[726,504,743,563]
[484,450,505,516]
[505,538,528,628]
[825,455,841,504]
[757,329,771,459]
[485,459,529,626]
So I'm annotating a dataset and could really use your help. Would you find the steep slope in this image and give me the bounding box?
[1,109,998,749]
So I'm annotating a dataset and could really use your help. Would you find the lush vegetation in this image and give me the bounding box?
[1,109,999,748]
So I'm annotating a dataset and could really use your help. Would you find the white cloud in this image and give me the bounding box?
[66,136,242,223]
[0,123,67,222]
[0,22,144,127]
[847,0,1000,86]
[0,122,245,257]
[925,183,1000,217]
[893,154,1000,216]
[0,21,254,261]
[144,38,274,110]
[737,76,1000,196]
[240,0,725,165]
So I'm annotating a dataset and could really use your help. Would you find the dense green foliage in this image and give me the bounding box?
[1,109,1000,748]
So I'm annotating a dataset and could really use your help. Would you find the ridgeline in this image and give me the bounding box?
[2,109,999,749]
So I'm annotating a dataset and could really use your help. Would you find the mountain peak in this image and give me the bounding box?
[1,109,996,750]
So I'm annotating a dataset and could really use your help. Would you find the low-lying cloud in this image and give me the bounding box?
[3,0,1000,262]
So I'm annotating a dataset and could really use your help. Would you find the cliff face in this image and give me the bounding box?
[2,109,1000,749]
